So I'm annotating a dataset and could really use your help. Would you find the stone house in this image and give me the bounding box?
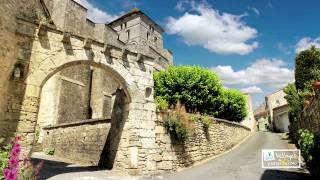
[254,103,269,131]
[265,89,288,131]
[273,104,290,132]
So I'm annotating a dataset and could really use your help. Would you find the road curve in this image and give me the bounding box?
[37,132,311,180]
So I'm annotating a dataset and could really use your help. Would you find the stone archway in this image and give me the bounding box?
[16,59,135,169]
[32,62,131,167]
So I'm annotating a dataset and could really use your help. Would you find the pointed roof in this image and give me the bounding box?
[108,8,164,32]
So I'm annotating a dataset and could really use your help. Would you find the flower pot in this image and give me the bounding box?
[312,81,320,89]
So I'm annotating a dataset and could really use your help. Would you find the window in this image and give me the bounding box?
[154,37,157,43]
[147,32,150,40]
[127,30,130,40]
[125,22,127,28]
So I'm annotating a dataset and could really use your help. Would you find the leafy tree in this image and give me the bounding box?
[154,66,247,121]
[295,46,320,91]
[154,66,222,115]
[216,89,248,122]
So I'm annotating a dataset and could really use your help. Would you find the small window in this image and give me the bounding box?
[154,37,157,43]
[147,32,150,40]
[125,22,127,28]
[127,30,130,40]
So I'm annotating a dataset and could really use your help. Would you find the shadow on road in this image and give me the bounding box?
[260,169,312,180]
[31,158,103,180]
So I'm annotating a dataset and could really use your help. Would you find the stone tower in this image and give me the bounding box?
[109,8,163,48]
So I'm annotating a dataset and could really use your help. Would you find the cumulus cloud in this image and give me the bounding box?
[240,86,263,94]
[166,1,258,55]
[295,37,320,53]
[211,58,294,88]
[75,0,119,23]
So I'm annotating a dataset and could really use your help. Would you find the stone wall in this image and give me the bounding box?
[42,119,111,165]
[290,90,320,138]
[154,112,251,172]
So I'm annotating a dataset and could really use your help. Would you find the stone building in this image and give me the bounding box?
[265,89,288,130]
[241,94,256,131]
[254,103,269,131]
[273,104,290,132]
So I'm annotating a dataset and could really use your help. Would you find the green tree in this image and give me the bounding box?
[154,66,247,121]
[216,89,247,122]
[154,65,222,115]
[295,46,320,92]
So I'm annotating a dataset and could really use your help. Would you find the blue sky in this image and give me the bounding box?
[76,0,320,108]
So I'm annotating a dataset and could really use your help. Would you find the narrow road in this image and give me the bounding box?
[153,132,310,180]
[35,132,311,180]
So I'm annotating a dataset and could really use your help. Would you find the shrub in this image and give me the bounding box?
[283,83,303,122]
[164,102,194,141]
[201,115,213,129]
[155,96,169,110]
[298,129,315,162]
[154,66,222,115]
[215,89,247,122]
[297,129,320,176]
[0,139,12,180]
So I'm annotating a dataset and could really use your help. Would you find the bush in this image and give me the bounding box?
[154,66,247,121]
[154,66,222,115]
[45,148,55,156]
[295,46,320,92]
[284,83,303,122]
[215,89,247,122]
[164,103,194,141]
[155,96,169,110]
[298,129,315,161]
[297,129,320,176]
[0,139,12,180]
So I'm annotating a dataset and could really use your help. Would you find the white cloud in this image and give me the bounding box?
[248,6,260,15]
[277,42,291,54]
[295,37,320,53]
[75,0,119,23]
[166,1,258,55]
[211,58,294,88]
[240,86,263,94]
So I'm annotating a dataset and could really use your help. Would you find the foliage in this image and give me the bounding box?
[201,115,213,129]
[297,129,315,161]
[0,139,12,180]
[164,102,194,141]
[154,66,247,121]
[296,129,320,176]
[215,89,247,122]
[295,46,320,92]
[154,66,222,115]
[45,148,55,156]
[155,96,169,110]
[1,136,43,180]
[283,83,303,122]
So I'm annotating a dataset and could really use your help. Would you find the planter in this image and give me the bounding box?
[312,81,320,90]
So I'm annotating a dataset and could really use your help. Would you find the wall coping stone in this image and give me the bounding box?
[42,118,111,130]
[156,111,251,131]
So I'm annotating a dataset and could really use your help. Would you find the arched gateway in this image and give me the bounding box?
[0,0,172,175]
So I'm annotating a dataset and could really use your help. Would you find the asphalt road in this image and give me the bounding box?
[34,132,311,180]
